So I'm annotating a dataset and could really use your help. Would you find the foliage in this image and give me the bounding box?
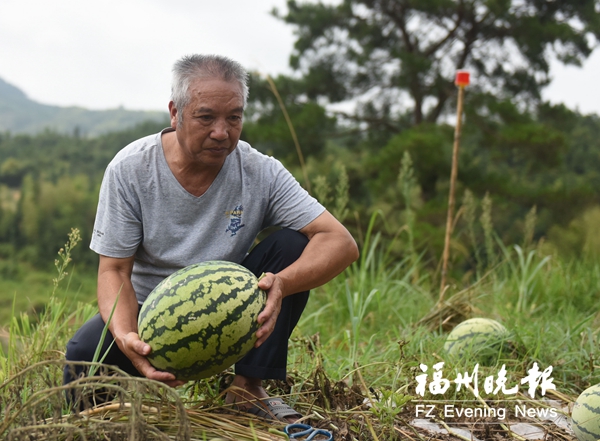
[275,0,600,128]
[0,230,96,383]
[1,201,599,440]
[17,174,97,267]
[242,72,337,163]
[459,100,600,240]
[0,120,167,269]
[368,123,452,201]
[545,206,600,261]
[0,120,168,187]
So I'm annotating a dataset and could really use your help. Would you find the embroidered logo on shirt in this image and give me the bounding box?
[225,204,245,236]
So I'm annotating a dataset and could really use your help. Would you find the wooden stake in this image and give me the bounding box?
[440,76,468,301]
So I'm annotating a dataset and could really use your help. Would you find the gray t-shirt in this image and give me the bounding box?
[90,128,325,303]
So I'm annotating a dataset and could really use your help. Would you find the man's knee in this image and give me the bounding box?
[63,314,111,386]
[266,228,309,262]
[65,314,106,363]
[65,338,94,363]
[276,228,309,248]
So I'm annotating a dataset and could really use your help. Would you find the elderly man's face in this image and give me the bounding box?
[170,77,244,169]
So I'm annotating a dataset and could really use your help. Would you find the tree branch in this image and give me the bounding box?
[424,1,466,57]
[331,109,402,133]
[382,1,414,53]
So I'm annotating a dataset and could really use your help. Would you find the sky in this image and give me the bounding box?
[1,0,599,115]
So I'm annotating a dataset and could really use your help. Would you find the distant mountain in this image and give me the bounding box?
[0,77,169,137]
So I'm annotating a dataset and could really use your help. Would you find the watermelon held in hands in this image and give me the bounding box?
[571,384,600,441]
[138,261,266,381]
[444,318,511,364]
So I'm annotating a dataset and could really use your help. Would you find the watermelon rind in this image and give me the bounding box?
[138,260,266,381]
[572,384,600,441]
[444,318,511,365]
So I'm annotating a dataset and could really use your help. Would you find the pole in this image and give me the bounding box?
[440,71,469,301]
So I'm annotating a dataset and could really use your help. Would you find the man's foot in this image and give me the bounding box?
[225,374,301,423]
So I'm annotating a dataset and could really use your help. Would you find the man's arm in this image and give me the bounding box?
[255,210,359,346]
[97,255,185,386]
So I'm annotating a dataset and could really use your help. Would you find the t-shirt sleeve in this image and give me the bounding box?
[263,161,326,231]
[90,164,143,258]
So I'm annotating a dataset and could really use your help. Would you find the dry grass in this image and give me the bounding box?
[0,355,580,441]
[0,230,591,440]
[416,283,485,333]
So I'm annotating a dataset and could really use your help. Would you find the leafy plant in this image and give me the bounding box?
[499,243,551,314]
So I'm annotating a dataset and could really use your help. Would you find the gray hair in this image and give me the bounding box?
[171,54,249,122]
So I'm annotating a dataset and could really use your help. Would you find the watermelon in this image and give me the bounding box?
[572,384,600,441]
[138,260,266,381]
[444,318,511,364]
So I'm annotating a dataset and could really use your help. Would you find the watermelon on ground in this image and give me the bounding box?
[444,317,511,364]
[572,384,600,441]
[138,260,266,381]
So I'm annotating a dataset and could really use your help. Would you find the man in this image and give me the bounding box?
[64,54,358,422]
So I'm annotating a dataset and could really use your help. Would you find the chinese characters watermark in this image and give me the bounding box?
[415,362,555,398]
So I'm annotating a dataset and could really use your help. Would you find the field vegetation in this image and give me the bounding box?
[0,172,598,439]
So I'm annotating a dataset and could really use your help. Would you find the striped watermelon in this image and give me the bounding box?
[572,384,600,441]
[444,318,511,364]
[138,261,266,381]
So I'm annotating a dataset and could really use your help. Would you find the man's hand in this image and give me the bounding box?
[253,211,358,348]
[98,255,186,388]
[120,332,187,388]
[255,272,284,347]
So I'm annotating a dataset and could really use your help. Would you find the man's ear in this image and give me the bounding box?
[168,101,178,128]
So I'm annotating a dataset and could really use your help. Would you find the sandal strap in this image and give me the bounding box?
[262,398,303,420]
[234,397,303,422]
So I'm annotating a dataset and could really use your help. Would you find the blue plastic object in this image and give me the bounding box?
[284,423,333,441]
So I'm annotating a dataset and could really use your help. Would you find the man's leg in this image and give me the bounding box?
[63,313,142,407]
[229,228,309,420]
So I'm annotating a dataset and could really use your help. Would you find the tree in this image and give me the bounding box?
[275,0,600,128]
[18,174,98,267]
[368,123,453,201]
[243,73,337,164]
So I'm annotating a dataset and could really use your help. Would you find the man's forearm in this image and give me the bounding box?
[278,232,357,296]
[97,255,139,344]
[278,213,359,297]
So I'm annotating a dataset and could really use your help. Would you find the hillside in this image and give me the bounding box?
[0,77,169,137]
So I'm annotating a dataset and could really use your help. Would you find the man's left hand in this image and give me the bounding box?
[255,272,284,347]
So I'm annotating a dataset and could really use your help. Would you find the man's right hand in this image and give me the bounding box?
[121,332,187,388]
[98,254,186,388]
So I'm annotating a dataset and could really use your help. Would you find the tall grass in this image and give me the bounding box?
[2,175,599,440]
[295,228,600,410]
[0,229,97,383]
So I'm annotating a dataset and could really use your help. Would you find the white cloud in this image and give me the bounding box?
[542,50,600,115]
[1,0,598,115]
[0,0,294,110]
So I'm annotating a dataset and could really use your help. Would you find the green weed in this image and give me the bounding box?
[1,214,599,440]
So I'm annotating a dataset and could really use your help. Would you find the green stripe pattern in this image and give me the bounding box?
[138,260,266,380]
[572,384,600,441]
[444,318,510,358]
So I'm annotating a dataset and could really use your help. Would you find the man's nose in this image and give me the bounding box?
[210,119,229,140]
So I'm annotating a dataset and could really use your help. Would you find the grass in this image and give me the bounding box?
[1,224,599,440]
[0,263,96,326]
